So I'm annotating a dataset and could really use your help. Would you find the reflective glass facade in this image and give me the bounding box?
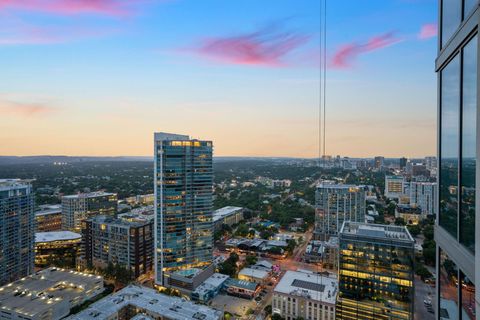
[154,133,213,285]
[437,1,479,319]
[336,222,415,320]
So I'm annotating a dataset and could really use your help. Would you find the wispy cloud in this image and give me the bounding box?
[418,23,437,40]
[331,32,401,69]
[188,24,310,67]
[0,0,143,16]
[0,99,55,117]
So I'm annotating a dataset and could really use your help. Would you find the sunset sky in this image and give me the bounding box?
[0,0,437,158]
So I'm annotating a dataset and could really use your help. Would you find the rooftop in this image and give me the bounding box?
[212,206,243,222]
[239,267,269,280]
[274,270,338,305]
[0,268,103,318]
[316,182,366,191]
[35,204,62,216]
[154,132,190,141]
[87,214,152,228]
[66,285,222,320]
[36,231,82,243]
[340,221,414,242]
[225,278,258,291]
[62,191,116,199]
[0,179,32,191]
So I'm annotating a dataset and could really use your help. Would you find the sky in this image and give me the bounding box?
[0,0,438,158]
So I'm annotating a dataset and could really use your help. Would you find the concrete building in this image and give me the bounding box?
[395,204,423,225]
[408,181,438,216]
[35,231,81,268]
[336,222,415,320]
[238,267,270,285]
[82,214,153,278]
[224,278,260,299]
[374,156,385,169]
[435,2,479,319]
[272,270,337,320]
[213,206,244,230]
[400,157,408,169]
[154,132,214,290]
[385,175,407,200]
[314,183,366,240]
[62,191,117,232]
[66,284,222,320]
[0,179,35,285]
[0,267,104,320]
[191,273,229,303]
[35,204,63,232]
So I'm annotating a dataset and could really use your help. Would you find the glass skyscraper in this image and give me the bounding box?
[154,132,213,287]
[336,222,415,320]
[0,179,35,285]
[436,1,479,319]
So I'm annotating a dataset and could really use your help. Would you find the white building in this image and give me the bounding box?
[384,175,407,199]
[272,270,337,320]
[67,284,222,320]
[212,206,244,230]
[408,181,438,216]
[0,267,104,320]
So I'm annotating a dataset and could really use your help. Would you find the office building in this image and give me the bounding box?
[82,214,153,278]
[0,179,35,286]
[314,183,366,240]
[154,132,214,291]
[213,206,244,230]
[35,204,63,232]
[336,222,415,320]
[35,231,81,268]
[374,156,385,169]
[66,284,222,320]
[62,191,117,232]
[385,175,407,199]
[272,270,337,320]
[0,267,104,320]
[436,2,479,319]
[400,157,408,169]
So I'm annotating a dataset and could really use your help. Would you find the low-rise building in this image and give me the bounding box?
[35,231,82,268]
[0,267,104,320]
[66,284,222,320]
[35,204,63,232]
[224,278,260,299]
[238,267,270,285]
[395,204,423,225]
[213,206,244,230]
[192,273,230,303]
[81,214,153,278]
[272,270,337,320]
[304,237,339,270]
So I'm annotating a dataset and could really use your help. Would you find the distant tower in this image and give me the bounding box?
[154,132,214,287]
[399,157,407,169]
[374,156,385,169]
[0,179,35,285]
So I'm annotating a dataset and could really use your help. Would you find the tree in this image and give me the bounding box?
[272,314,285,320]
[394,217,406,226]
[264,305,272,315]
[286,239,297,255]
[235,224,250,237]
[407,225,421,237]
[423,224,434,241]
[246,255,257,266]
[416,265,433,281]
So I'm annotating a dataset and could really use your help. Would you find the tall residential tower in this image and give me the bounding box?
[154,132,214,290]
[436,1,479,319]
[0,179,35,285]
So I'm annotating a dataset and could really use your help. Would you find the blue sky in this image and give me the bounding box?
[0,0,438,157]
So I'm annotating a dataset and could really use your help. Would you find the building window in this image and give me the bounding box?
[440,54,460,239]
[461,271,476,319]
[464,0,477,17]
[442,0,462,47]
[439,249,459,320]
[460,35,477,253]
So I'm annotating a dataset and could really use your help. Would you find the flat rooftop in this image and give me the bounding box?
[274,270,338,305]
[62,191,116,199]
[87,214,152,228]
[35,205,62,216]
[239,267,269,280]
[212,206,243,221]
[36,231,82,243]
[0,179,32,191]
[0,268,103,318]
[66,285,222,320]
[316,182,366,191]
[340,221,414,242]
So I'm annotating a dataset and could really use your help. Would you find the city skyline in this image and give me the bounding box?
[0,0,437,158]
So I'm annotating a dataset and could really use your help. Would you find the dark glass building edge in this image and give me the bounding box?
[436,1,480,319]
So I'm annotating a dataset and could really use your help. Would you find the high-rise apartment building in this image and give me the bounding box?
[314,183,366,240]
[409,181,438,217]
[436,1,479,319]
[82,215,153,278]
[336,222,415,320]
[400,157,408,169]
[0,179,35,285]
[154,132,214,289]
[62,191,117,232]
[374,156,385,169]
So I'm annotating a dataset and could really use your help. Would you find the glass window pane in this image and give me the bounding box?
[460,36,477,253]
[439,249,459,320]
[461,271,476,319]
[440,55,460,238]
[442,0,461,47]
[464,0,477,18]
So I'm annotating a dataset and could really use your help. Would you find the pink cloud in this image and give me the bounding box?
[418,23,437,40]
[191,26,310,67]
[0,100,54,117]
[331,32,401,69]
[0,0,146,16]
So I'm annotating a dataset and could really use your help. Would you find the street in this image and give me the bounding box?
[414,276,435,320]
